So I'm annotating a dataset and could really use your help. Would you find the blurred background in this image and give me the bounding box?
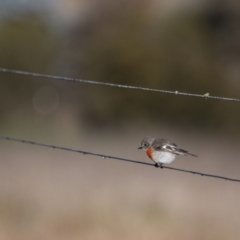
[0,0,240,239]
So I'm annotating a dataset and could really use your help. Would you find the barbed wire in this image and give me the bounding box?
[0,135,239,183]
[0,68,240,102]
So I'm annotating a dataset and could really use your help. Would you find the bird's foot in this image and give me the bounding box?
[155,163,163,168]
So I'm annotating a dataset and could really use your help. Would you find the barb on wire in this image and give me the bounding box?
[0,68,240,102]
[0,135,239,183]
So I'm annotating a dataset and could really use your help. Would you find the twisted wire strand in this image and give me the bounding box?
[0,135,239,183]
[0,68,240,102]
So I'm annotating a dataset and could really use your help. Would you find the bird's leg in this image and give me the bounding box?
[154,163,159,168]
[155,163,164,168]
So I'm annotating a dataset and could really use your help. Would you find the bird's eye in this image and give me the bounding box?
[144,143,147,147]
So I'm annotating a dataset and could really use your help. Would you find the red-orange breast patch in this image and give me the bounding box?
[146,147,153,160]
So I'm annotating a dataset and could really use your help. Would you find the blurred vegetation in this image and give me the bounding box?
[0,1,240,135]
[0,14,60,123]
[70,1,240,133]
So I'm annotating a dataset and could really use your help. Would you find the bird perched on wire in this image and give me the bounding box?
[138,137,197,168]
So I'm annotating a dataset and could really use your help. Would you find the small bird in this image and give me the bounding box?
[138,137,197,168]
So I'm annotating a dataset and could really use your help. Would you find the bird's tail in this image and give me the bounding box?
[179,149,198,157]
[186,152,198,157]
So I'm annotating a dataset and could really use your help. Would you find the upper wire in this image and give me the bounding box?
[0,135,239,183]
[0,68,240,102]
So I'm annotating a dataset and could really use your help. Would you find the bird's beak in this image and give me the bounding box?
[138,146,143,149]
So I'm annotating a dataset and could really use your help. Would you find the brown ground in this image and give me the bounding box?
[0,124,239,240]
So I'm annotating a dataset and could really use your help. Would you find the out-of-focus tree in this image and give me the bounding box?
[1,1,240,136]
[0,14,60,123]
[68,0,240,133]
